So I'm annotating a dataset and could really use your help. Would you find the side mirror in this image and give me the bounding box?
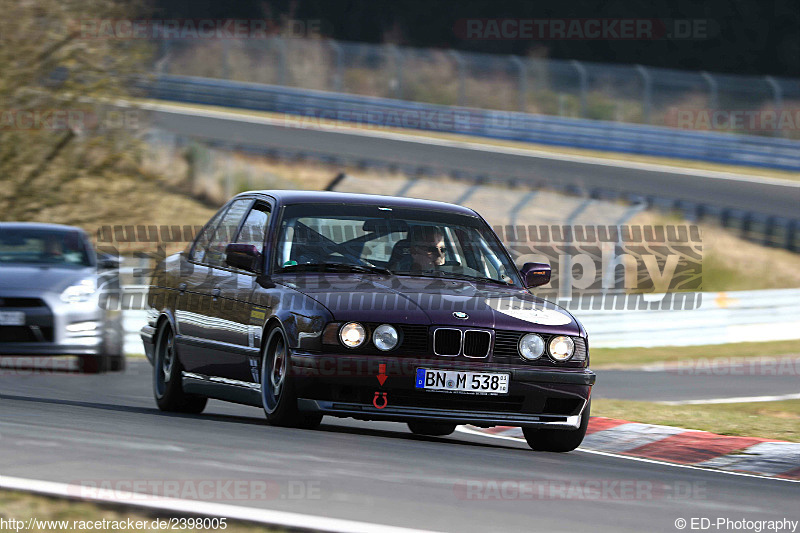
[97,253,121,270]
[519,262,551,288]
[225,243,262,273]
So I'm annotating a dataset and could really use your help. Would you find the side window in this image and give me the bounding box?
[190,206,229,263]
[235,204,270,250]
[204,199,253,268]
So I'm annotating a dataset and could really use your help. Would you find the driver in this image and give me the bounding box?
[408,226,446,271]
[43,236,64,260]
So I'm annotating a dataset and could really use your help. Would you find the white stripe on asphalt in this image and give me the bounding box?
[0,475,439,533]
[455,426,800,484]
[135,100,800,189]
[658,393,800,405]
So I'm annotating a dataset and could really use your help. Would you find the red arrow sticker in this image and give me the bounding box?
[377,363,388,386]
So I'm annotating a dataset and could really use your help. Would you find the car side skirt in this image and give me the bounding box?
[182,372,262,408]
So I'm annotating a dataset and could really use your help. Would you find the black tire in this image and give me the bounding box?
[78,355,108,374]
[522,399,591,453]
[408,421,457,437]
[261,326,322,429]
[108,355,126,372]
[153,324,207,414]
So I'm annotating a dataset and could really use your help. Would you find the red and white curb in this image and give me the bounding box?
[467,417,800,480]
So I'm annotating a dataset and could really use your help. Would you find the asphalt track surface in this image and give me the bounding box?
[151,108,800,220]
[593,360,800,402]
[1,359,798,532]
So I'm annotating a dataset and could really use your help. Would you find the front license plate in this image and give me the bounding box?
[0,311,25,326]
[415,368,510,395]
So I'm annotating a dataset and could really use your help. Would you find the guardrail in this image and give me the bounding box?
[122,287,800,354]
[143,74,800,172]
[579,288,800,348]
[143,75,800,252]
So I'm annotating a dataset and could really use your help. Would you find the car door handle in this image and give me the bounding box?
[178,283,187,294]
[211,288,221,300]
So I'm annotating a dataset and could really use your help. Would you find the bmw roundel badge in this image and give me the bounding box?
[453,311,469,320]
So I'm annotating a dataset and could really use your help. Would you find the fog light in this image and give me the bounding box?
[373,324,399,351]
[518,333,545,361]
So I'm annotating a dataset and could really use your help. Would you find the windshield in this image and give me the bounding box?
[0,228,92,267]
[275,204,520,286]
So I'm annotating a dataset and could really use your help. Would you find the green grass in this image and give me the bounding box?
[592,399,800,442]
[591,339,800,368]
[0,489,282,532]
[699,252,744,291]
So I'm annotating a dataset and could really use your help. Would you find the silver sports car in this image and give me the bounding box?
[0,223,124,373]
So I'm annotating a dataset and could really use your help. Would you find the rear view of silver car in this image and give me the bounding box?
[0,223,124,373]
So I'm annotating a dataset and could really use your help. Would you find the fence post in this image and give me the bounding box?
[272,36,287,86]
[788,221,798,252]
[388,44,403,99]
[636,65,652,124]
[328,40,343,92]
[449,50,466,106]
[510,56,526,112]
[570,60,587,118]
[701,71,718,109]
[765,76,784,137]
[154,29,171,74]
[221,39,231,80]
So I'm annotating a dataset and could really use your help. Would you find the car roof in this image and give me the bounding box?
[237,190,479,217]
[0,222,86,233]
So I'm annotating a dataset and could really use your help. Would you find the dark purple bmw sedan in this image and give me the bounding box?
[141,190,595,452]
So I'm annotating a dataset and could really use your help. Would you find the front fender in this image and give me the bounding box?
[256,287,333,353]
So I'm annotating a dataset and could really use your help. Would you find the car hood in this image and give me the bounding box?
[0,265,95,294]
[275,274,582,335]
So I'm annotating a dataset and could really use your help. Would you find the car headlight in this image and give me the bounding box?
[61,278,96,303]
[549,335,575,362]
[373,324,399,351]
[518,333,545,361]
[339,322,366,348]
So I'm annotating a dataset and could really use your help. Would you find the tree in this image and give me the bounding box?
[0,0,151,223]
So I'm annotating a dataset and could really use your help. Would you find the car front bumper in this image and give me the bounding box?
[0,290,115,357]
[290,352,594,429]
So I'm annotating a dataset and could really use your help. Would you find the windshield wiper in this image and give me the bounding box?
[278,263,392,275]
[409,270,512,286]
